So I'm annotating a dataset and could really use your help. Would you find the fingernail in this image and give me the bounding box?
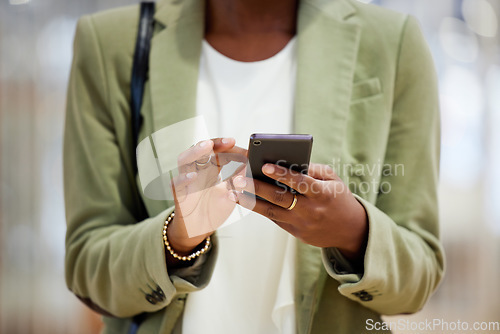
[221,137,232,144]
[199,140,210,148]
[186,172,197,179]
[233,176,247,188]
[228,191,238,202]
[263,164,275,174]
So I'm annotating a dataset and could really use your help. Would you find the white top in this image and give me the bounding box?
[182,39,297,334]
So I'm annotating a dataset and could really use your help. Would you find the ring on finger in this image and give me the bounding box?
[195,155,212,167]
[286,194,298,211]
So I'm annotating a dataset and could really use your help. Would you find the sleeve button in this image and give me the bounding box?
[360,294,373,301]
[152,290,165,303]
[352,290,373,301]
[145,294,157,305]
[156,286,166,300]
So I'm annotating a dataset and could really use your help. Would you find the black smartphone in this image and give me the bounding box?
[246,134,313,191]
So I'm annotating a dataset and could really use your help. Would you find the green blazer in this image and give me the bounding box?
[64,0,445,333]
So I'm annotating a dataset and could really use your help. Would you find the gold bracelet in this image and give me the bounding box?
[162,211,211,261]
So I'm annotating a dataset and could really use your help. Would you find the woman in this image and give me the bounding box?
[64,0,445,333]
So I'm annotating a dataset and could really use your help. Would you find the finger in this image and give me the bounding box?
[177,140,214,167]
[212,137,235,152]
[232,176,296,210]
[213,151,248,169]
[211,138,248,168]
[222,148,248,160]
[212,137,248,157]
[308,163,337,181]
[235,191,295,224]
[262,164,317,197]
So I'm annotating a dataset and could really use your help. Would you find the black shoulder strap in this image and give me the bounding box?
[131,1,155,170]
[129,2,155,232]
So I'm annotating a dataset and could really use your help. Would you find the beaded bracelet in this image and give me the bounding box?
[162,211,211,261]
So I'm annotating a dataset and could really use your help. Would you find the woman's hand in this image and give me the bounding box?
[232,163,368,262]
[167,137,247,255]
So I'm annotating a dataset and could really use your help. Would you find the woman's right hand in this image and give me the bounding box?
[166,137,247,255]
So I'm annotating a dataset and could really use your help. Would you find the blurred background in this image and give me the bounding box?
[1,0,499,333]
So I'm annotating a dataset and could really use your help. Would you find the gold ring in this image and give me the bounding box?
[286,194,298,211]
[195,155,212,167]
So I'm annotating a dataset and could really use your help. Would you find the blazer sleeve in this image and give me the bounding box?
[63,16,217,318]
[322,15,445,314]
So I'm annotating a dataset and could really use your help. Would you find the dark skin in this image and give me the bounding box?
[205,0,299,61]
[166,0,368,269]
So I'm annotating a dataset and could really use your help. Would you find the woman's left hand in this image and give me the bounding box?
[232,163,369,262]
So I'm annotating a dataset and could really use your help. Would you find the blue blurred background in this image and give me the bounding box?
[1,0,499,333]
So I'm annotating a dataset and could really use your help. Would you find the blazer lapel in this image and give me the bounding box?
[149,0,205,133]
[294,0,360,164]
[293,0,361,332]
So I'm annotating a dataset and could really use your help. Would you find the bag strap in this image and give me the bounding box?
[129,2,155,222]
[131,1,155,170]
